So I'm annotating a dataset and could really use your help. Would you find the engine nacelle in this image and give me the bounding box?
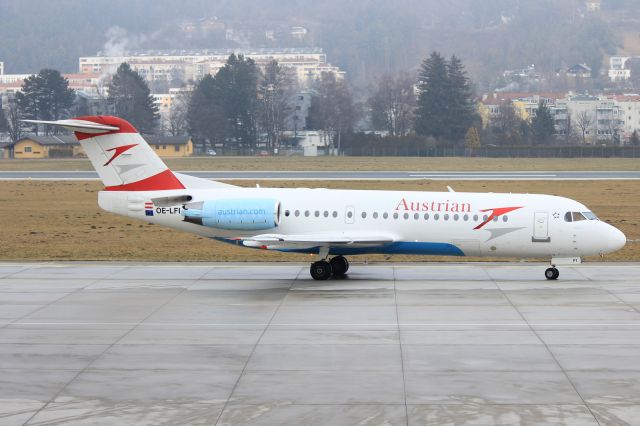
[182,198,280,231]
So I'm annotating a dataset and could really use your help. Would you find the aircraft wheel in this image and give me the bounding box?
[310,260,333,280]
[545,267,559,280]
[330,256,349,276]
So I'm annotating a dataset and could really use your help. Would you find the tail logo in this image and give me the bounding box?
[103,144,138,166]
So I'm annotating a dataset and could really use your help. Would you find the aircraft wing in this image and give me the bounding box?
[229,233,395,250]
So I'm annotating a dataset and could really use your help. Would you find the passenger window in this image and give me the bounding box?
[424,213,429,220]
[347,211,353,218]
[383,212,389,219]
[434,214,440,220]
[305,211,310,217]
[503,216,508,222]
[393,213,399,219]
[315,211,320,217]
[295,210,300,217]
[454,214,459,221]
[373,212,379,219]
[564,212,572,222]
[332,211,338,218]
[444,214,449,221]
[403,213,409,219]
[324,211,329,217]
[285,210,290,217]
[473,214,479,221]
[362,212,367,219]
[463,214,469,221]
[414,213,419,220]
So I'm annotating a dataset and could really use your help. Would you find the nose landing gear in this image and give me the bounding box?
[545,267,560,280]
[310,256,350,280]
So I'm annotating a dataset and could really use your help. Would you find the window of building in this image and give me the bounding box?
[24,146,32,153]
[162,145,167,150]
[156,145,160,149]
[175,145,180,152]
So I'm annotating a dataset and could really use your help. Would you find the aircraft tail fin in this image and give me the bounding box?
[22,116,206,191]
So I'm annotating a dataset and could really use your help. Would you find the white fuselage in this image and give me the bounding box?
[98,187,626,260]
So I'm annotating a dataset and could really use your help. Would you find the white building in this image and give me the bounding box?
[554,95,624,143]
[79,48,345,89]
[614,95,640,139]
[609,56,635,81]
[0,61,4,75]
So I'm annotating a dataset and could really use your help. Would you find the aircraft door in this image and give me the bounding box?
[532,212,550,242]
[345,206,355,224]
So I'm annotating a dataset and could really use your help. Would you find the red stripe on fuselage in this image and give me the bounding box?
[104,169,185,191]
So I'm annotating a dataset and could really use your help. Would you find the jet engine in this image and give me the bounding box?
[182,198,280,230]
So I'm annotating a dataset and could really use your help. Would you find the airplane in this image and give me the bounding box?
[23,116,627,281]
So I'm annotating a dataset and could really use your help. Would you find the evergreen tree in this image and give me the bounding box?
[108,63,159,133]
[16,69,75,135]
[214,54,260,153]
[415,52,450,139]
[464,127,481,149]
[446,56,478,141]
[630,130,640,146]
[187,74,227,152]
[531,101,556,145]
[0,107,8,134]
[258,60,294,152]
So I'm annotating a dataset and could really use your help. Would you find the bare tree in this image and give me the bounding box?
[166,90,191,136]
[257,60,294,152]
[491,101,524,145]
[307,72,357,155]
[369,72,416,136]
[5,101,23,143]
[575,111,594,144]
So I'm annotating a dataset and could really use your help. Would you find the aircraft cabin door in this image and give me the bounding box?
[345,206,355,224]
[532,212,551,242]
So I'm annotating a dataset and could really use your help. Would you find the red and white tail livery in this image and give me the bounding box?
[25,116,627,281]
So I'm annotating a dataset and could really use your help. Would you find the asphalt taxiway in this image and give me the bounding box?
[2,170,640,180]
[1,262,640,425]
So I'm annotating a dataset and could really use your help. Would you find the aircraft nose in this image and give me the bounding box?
[605,226,626,253]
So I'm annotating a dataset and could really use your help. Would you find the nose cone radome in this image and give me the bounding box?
[605,226,626,254]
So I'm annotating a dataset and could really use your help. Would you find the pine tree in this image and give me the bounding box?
[214,54,260,153]
[108,63,159,133]
[630,130,640,146]
[531,101,556,145]
[16,69,75,134]
[464,127,481,149]
[415,52,449,139]
[446,56,478,141]
[187,74,226,152]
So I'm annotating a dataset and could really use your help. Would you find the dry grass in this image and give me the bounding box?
[0,180,637,263]
[1,156,640,171]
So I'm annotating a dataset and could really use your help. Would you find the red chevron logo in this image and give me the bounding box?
[474,206,523,230]
[103,144,138,166]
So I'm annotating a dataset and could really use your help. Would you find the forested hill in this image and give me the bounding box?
[0,0,637,88]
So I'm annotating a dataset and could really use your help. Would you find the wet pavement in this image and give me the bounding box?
[1,262,639,425]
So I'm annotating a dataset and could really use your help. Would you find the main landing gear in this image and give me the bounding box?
[545,267,560,280]
[310,256,350,280]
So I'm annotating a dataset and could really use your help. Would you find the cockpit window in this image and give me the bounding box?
[565,211,599,222]
[572,212,587,222]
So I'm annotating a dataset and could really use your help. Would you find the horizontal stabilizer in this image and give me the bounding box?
[21,119,119,134]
